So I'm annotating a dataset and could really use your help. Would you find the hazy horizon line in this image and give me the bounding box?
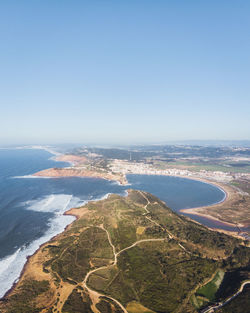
[1,139,250,149]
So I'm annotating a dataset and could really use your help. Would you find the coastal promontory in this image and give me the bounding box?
[0,190,249,313]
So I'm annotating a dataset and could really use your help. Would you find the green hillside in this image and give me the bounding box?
[1,190,249,313]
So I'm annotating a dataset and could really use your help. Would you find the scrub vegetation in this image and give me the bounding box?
[1,190,249,313]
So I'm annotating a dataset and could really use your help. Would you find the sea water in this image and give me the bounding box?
[0,148,230,298]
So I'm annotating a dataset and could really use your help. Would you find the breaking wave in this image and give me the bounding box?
[0,193,85,298]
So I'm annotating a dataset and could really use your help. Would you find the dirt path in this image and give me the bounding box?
[60,191,196,313]
[82,229,167,312]
[79,192,174,312]
[117,238,166,257]
[139,191,195,255]
[56,190,197,313]
[81,191,249,313]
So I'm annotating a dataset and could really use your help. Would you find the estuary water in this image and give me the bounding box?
[0,148,230,298]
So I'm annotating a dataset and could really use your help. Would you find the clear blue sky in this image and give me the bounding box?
[0,0,249,144]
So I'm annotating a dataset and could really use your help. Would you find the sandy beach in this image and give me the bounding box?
[179,175,248,229]
[33,152,249,232]
[34,153,248,229]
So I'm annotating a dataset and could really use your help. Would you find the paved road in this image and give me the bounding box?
[201,280,250,313]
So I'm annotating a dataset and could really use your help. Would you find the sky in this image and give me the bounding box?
[0,0,249,145]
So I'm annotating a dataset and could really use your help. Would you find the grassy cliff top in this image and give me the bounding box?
[1,190,249,313]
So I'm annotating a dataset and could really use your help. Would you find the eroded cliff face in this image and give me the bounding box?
[33,167,127,185]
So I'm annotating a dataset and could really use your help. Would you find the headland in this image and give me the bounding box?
[33,152,250,232]
[1,190,249,313]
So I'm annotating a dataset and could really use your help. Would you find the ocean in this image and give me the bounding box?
[0,148,229,298]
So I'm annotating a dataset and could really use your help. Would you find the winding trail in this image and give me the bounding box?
[139,191,193,254]
[139,191,173,238]
[117,238,166,257]
[78,191,196,312]
[79,191,249,313]
[80,191,174,313]
[47,190,239,313]
[81,231,166,312]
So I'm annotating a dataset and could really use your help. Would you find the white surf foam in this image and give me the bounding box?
[12,175,52,179]
[89,193,112,202]
[0,193,85,298]
[0,191,120,298]
[88,191,127,203]
[24,194,73,213]
[0,146,61,156]
[0,248,21,277]
[111,180,131,187]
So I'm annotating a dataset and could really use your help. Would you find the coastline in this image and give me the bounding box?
[126,172,249,232]
[127,172,236,228]
[178,176,247,228]
[161,174,248,229]
[0,192,118,301]
[32,153,243,229]
[0,174,243,303]
[2,189,249,313]
[32,167,128,186]
[0,145,62,157]
[33,165,248,233]
[1,213,76,300]
[33,149,248,230]
[0,151,245,302]
[1,152,128,299]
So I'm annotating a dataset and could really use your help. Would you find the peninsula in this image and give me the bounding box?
[33,154,128,185]
[1,190,249,312]
[33,147,250,234]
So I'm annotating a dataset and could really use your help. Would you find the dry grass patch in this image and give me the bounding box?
[136,226,145,235]
[126,301,155,313]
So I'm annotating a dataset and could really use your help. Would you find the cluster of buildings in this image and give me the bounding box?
[109,159,248,183]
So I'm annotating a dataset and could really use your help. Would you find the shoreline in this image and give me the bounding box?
[126,172,237,227]
[0,152,245,301]
[128,172,244,229]
[1,153,128,300]
[1,212,76,300]
[32,165,245,233]
[177,176,247,228]
[32,168,129,186]
[0,145,62,156]
[0,175,243,302]
[29,148,249,231]
[0,191,119,301]
[163,174,248,229]
[33,163,245,229]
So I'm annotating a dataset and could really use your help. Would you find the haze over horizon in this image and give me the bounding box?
[1,1,250,144]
